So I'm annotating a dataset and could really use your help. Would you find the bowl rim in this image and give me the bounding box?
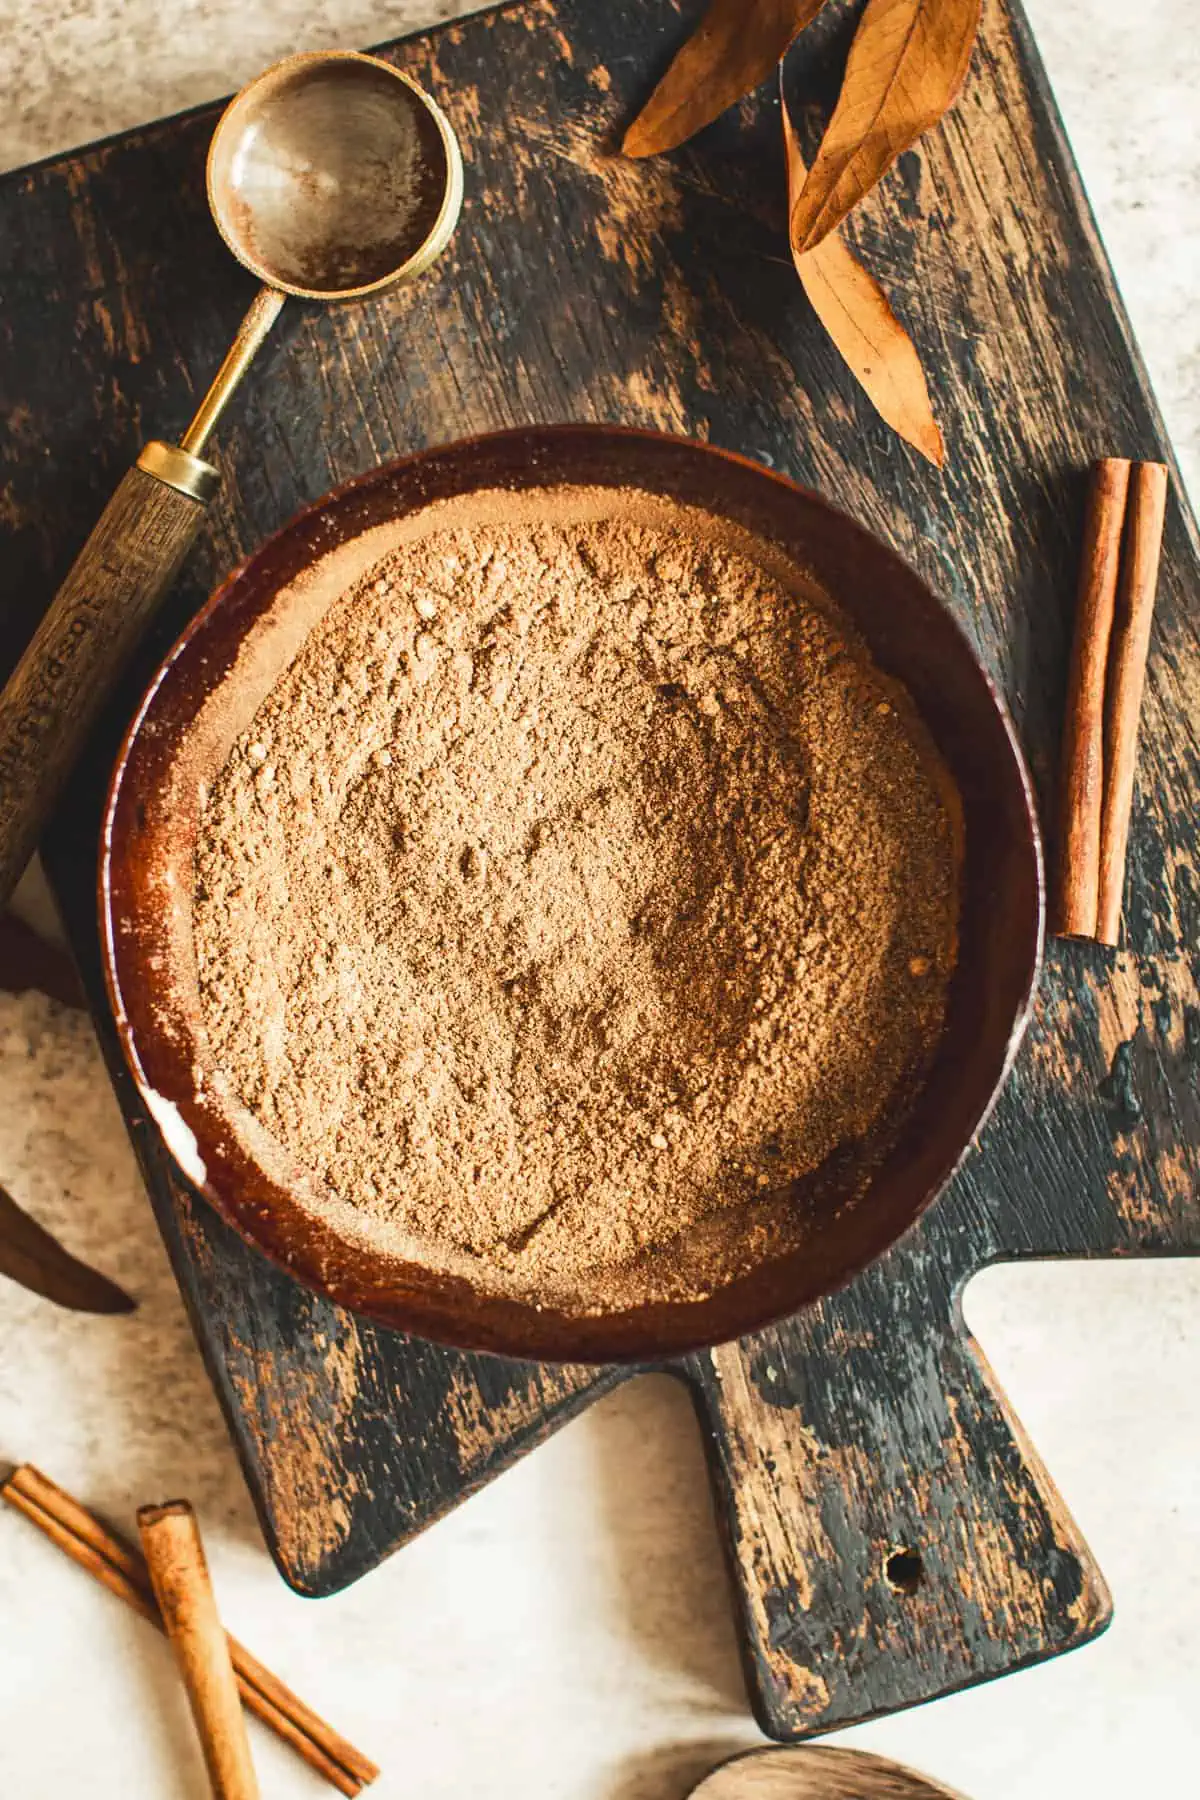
[99,422,1044,1363]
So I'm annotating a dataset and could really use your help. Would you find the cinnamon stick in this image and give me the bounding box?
[0,1466,376,1794]
[138,1501,260,1800]
[1051,458,1130,937]
[1097,460,1169,945]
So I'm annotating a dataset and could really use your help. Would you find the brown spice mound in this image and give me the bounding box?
[193,490,959,1311]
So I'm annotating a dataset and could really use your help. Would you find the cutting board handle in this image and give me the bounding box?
[680,1256,1111,1737]
[0,443,215,910]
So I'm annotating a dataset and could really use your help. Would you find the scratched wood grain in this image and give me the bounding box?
[2,0,1197,1740]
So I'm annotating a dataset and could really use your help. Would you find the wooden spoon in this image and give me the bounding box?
[688,1745,971,1799]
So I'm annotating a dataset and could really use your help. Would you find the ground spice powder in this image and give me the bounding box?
[193,490,959,1311]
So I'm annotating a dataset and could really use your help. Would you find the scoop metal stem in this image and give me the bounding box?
[179,287,287,457]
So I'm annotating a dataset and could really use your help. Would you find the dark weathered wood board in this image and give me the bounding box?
[2,0,1197,1741]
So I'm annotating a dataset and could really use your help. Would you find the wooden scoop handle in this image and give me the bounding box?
[0,443,216,910]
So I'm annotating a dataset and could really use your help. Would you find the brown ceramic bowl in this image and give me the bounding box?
[100,426,1042,1363]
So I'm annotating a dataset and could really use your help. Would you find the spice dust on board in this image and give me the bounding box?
[192,489,960,1312]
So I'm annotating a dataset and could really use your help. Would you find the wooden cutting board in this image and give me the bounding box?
[2,0,1198,1741]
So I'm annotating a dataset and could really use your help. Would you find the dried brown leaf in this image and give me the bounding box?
[790,0,982,253]
[0,1183,136,1313]
[0,910,84,1007]
[624,0,830,158]
[783,87,944,466]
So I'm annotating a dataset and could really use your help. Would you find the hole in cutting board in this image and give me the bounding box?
[885,1548,924,1594]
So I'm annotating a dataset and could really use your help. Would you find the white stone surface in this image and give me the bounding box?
[1,3,1198,1796]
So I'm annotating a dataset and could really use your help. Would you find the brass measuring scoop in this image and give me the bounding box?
[0,49,462,909]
